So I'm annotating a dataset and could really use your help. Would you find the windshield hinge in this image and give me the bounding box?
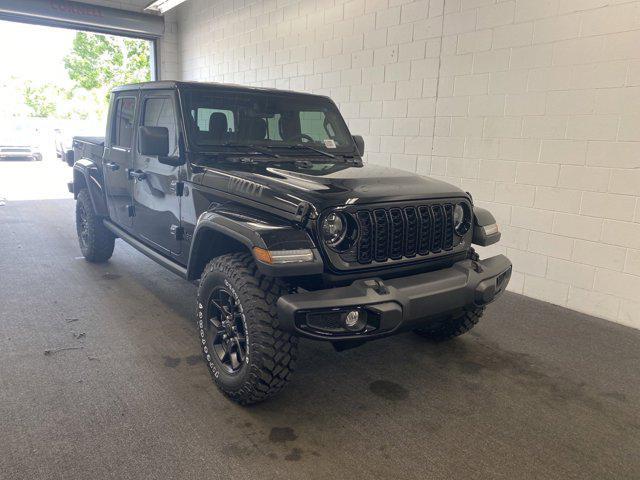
[170,224,184,240]
[294,201,312,226]
[171,180,185,196]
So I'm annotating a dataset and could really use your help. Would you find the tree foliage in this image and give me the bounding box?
[64,31,151,96]
[17,32,150,120]
[22,82,60,117]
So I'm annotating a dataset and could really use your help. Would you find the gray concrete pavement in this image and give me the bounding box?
[1,196,639,480]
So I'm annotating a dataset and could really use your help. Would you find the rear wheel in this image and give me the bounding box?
[196,253,297,405]
[413,307,484,342]
[75,189,115,263]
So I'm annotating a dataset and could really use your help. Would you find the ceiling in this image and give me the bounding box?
[80,1,156,13]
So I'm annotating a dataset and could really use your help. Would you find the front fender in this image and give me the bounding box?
[472,207,501,246]
[73,159,108,217]
[187,207,323,279]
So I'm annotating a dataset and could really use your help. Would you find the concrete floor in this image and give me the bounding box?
[1,178,639,478]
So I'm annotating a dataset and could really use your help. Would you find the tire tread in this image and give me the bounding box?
[413,307,484,341]
[76,189,115,263]
[198,252,297,405]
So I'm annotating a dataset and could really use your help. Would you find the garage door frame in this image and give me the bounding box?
[0,0,164,79]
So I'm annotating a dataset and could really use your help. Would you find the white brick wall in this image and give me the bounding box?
[159,11,180,80]
[174,0,640,329]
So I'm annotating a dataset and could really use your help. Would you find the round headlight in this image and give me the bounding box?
[321,212,347,247]
[453,203,471,236]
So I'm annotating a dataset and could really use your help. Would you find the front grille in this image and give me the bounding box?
[352,203,457,265]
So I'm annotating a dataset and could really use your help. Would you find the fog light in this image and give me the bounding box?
[300,308,369,334]
[345,310,360,328]
[343,309,366,331]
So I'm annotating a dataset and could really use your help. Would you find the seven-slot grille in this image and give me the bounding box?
[353,203,456,264]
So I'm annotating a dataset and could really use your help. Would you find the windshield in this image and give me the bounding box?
[182,89,356,155]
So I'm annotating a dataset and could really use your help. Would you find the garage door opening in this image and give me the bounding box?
[0,19,153,203]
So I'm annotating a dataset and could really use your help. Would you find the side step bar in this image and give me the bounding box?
[103,219,188,279]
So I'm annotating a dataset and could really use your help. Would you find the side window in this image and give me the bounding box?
[300,111,332,141]
[111,97,136,148]
[143,97,178,156]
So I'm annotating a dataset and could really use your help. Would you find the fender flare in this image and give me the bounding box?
[472,207,501,246]
[73,159,109,217]
[186,208,323,280]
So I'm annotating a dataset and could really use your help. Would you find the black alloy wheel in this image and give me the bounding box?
[205,286,248,374]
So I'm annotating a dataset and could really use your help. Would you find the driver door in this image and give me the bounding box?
[131,91,182,255]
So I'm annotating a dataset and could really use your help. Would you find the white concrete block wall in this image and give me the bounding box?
[174,0,640,329]
[159,11,180,80]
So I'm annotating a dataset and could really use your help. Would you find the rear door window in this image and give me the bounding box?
[111,97,136,148]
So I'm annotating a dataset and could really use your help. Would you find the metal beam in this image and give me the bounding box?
[0,0,164,39]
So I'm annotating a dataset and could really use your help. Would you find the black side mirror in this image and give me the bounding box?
[352,135,365,156]
[139,126,169,156]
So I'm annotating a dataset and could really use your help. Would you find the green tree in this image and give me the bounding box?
[63,31,151,99]
[22,81,59,117]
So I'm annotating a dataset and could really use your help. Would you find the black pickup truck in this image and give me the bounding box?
[69,81,511,404]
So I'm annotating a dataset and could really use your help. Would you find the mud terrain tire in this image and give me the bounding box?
[196,253,297,405]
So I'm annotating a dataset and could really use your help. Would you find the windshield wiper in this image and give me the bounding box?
[269,144,336,159]
[195,152,311,167]
[218,143,280,158]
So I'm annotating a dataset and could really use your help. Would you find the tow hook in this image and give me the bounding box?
[471,261,483,274]
[363,279,389,295]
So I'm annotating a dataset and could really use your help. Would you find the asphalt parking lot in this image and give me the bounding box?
[1,159,639,479]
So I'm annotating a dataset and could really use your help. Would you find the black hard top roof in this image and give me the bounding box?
[111,81,330,100]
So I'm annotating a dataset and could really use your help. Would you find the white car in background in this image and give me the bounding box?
[0,145,43,161]
[0,123,43,161]
[54,127,68,160]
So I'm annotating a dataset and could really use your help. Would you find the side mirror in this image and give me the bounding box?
[352,135,365,156]
[139,126,169,156]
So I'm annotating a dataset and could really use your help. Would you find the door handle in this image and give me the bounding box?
[128,169,147,181]
[105,161,119,171]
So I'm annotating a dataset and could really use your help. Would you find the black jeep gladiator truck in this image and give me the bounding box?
[69,81,511,404]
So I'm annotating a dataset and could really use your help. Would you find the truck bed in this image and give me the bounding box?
[72,136,105,165]
[73,136,105,146]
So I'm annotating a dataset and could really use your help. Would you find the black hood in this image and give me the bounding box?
[193,160,469,217]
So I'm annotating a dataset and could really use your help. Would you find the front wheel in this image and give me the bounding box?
[196,253,297,405]
[413,307,484,342]
[75,189,115,263]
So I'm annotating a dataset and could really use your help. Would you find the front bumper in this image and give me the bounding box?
[277,254,512,341]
